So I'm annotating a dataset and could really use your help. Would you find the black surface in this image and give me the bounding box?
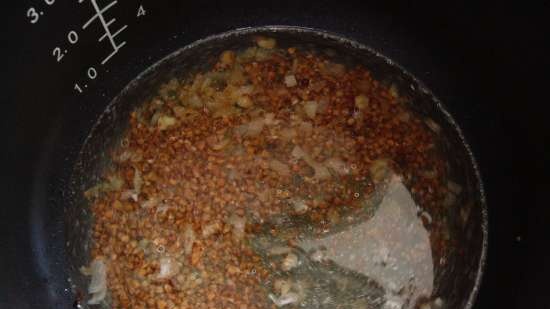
[5,1,547,308]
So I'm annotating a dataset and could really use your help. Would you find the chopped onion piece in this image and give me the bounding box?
[256,37,277,49]
[238,85,254,95]
[237,118,266,137]
[87,287,106,305]
[256,49,273,61]
[291,145,306,159]
[397,111,410,122]
[183,224,196,255]
[248,119,266,136]
[290,198,308,213]
[312,164,331,180]
[84,175,124,199]
[269,160,291,177]
[213,106,239,118]
[207,135,230,151]
[268,246,292,256]
[303,101,318,119]
[369,159,391,183]
[299,122,313,135]
[130,150,143,163]
[325,157,349,175]
[421,170,438,179]
[187,94,203,108]
[173,106,199,120]
[284,75,297,87]
[158,115,177,130]
[310,248,326,262]
[156,257,180,280]
[420,211,433,224]
[269,292,299,307]
[236,95,254,108]
[324,63,346,77]
[201,222,221,238]
[237,47,259,63]
[425,118,441,133]
[133,168,143,197]
[81,259,107,305]
[219,50,236,67]
[389,84,399,98]
[256,189,271,203]
[264,113,277,125]
[115,150,132,162]
[447,180,463,194]
[291,145,331,180]
[309,80,326,92]
[120,189,134,201]
[354,95,370,109]
[280,128,297,141]
[228,214,246,239]
[274,279,292,295]
[140,197,158,209]
[108,176,124,191]
[88,259,107,294]
[155,204,174,214]
[79,265,91,276]
[443,192,457,207]
[281,253,299,271]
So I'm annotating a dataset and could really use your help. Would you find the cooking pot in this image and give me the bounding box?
[6,1,542,308]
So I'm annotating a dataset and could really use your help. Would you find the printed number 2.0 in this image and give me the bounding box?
[52,47,64,62]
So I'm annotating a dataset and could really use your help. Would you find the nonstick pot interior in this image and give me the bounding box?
[11,2,526,309]
[63,27,486,309]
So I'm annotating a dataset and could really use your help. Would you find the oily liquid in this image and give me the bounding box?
[252,176,434,309]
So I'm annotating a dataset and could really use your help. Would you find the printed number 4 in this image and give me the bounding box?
[137,5,146,17]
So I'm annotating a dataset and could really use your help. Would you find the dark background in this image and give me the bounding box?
[4,1,547,308]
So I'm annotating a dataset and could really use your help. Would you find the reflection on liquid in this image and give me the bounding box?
[299,176,434,309]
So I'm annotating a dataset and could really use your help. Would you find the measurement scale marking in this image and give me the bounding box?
[81,0,117,30]
[101,41,126,65]
[98,24,127,42]
[81,0,127,65]
[111,24,127,37]
[105,18,116,28]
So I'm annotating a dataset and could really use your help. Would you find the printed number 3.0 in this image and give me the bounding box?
[27,7,40,24]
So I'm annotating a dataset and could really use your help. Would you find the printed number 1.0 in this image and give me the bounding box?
[75,67,98,94]
[87,67,97,79]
